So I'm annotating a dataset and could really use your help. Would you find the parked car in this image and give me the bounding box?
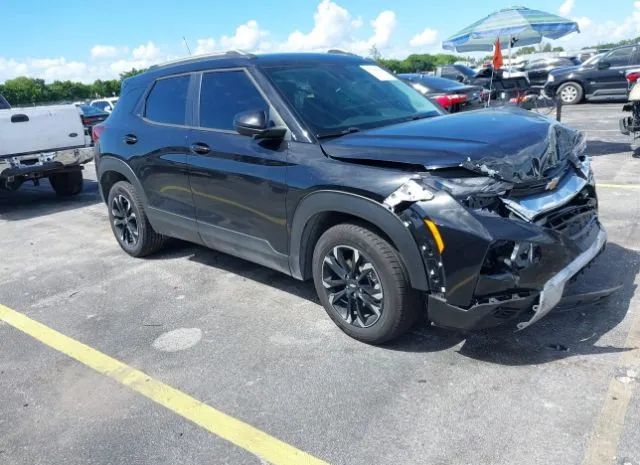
[90,97,118,113]
[78,104,109,141]
[398,74,486,112]
[435,64,477,83]
[0,94,10,110]
[1,104,93,195]
[94,52,605,344]
[523,56,581,87]
[544,44,640,104]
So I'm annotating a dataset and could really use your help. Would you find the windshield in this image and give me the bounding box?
[454,64,476,77]
[80,104,107,116]
[262,63,440,137]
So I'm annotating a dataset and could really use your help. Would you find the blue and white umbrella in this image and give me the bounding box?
[442,6,580,53]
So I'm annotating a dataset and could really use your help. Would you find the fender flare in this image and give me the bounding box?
[289,190,429,291]
[96,156,148,206]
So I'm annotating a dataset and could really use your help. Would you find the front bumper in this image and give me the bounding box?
[0,146,94,179]
[426,223,606,331]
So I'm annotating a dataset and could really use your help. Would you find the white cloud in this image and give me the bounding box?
[368,11,396,48]
[409,28,439,47]
[559,2,640,49]
[559,0,575,16]
[132,41,161,61]
[194,38,216,55]
[0,41,170,84]
[283,0,360,51]
[90,45,119,59]
[220,20,269,50]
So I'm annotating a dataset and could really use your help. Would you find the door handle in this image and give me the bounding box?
[190,142,211,155]
[123,134,138,144]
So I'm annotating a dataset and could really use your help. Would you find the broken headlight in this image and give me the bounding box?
[425,176,512,199]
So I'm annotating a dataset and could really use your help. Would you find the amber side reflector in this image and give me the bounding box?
[424,219,445,254]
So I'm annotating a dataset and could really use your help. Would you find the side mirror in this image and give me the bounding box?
[598,61,611,70]
[233,110,286,140]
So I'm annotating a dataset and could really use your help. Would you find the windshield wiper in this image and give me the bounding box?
[316,127,360,140]
[407,112,438,122]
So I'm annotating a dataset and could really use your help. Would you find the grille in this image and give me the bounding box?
[536,187,597,241]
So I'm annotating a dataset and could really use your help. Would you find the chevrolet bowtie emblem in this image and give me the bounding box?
[545,176,560,191]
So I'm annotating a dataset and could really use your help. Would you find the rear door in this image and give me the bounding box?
[129,73,198,241]
[187,68,290,272]
[595,46,636,96]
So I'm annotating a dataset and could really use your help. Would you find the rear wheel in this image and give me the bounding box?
[312,223,420,344]
[107,181,166,257]
[49,170,83,197]
[557,82,583,105]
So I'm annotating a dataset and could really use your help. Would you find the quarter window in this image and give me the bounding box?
[145,75,190,125]
[199,70,269,131]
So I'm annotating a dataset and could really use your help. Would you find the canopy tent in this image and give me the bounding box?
[442,6,579,53]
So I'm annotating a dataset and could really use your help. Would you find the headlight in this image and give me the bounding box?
[547,74,555,83]
[424,176,512,199]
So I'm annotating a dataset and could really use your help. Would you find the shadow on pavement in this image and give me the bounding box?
[152,238,639,366]
[587,140,632,156]
[0,178,101,221]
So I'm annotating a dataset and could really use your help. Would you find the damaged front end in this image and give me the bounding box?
[383,122,607,331]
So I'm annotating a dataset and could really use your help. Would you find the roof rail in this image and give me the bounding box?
[148,50,256,71]
[327,49,359,56]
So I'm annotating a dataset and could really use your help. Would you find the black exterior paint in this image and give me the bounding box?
[544,45,640,101]
[95,52,603,331]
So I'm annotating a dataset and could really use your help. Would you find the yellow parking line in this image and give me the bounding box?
[0,304,329,465]
[598,183,640,190]
[581,306,640,465]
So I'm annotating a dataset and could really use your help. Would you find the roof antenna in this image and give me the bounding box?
[182,36,192,56]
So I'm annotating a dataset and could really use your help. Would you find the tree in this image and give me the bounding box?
[368,45,382,62]
[1,77,47,105]
[119,68,147,80]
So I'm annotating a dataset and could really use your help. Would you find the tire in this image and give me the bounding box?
[107,180,166,257]
[49,170,83,197]
[312,223,420,344]
[557,82,583,105]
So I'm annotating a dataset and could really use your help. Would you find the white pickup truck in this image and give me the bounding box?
[0,101,94,196]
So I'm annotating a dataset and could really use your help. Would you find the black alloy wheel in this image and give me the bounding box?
[111,194,139,247]
[321,245,384,328]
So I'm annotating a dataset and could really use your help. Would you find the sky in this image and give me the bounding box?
[0,0,637,83]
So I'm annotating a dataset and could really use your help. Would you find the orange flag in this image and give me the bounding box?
[492,37,503,70]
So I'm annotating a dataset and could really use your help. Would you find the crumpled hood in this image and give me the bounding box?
[321,108,584,183]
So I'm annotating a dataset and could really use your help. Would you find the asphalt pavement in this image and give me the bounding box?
[0,103,639,465]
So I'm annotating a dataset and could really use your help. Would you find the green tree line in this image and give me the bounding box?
[376,53,462,73]
[0,68,146,106]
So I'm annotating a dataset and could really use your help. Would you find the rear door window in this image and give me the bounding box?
[198,70,269,131]
[145,74,190,125]
[605,47,634,67]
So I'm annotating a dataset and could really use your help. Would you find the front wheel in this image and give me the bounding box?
[312,223,420,344]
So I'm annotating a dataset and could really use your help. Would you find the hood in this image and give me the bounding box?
[321,108,584,183]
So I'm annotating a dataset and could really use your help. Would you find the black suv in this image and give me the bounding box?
[94,51,605,343]
[522,56,581,87]
[544,45,640,104]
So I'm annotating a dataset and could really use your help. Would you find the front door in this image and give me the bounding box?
[187,69,290,272]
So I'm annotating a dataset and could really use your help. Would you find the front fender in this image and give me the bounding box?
[289,190,430,291]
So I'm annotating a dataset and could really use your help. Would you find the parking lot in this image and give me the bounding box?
[0,103,639,465]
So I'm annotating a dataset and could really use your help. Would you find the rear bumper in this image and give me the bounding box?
[0,146,93,179]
